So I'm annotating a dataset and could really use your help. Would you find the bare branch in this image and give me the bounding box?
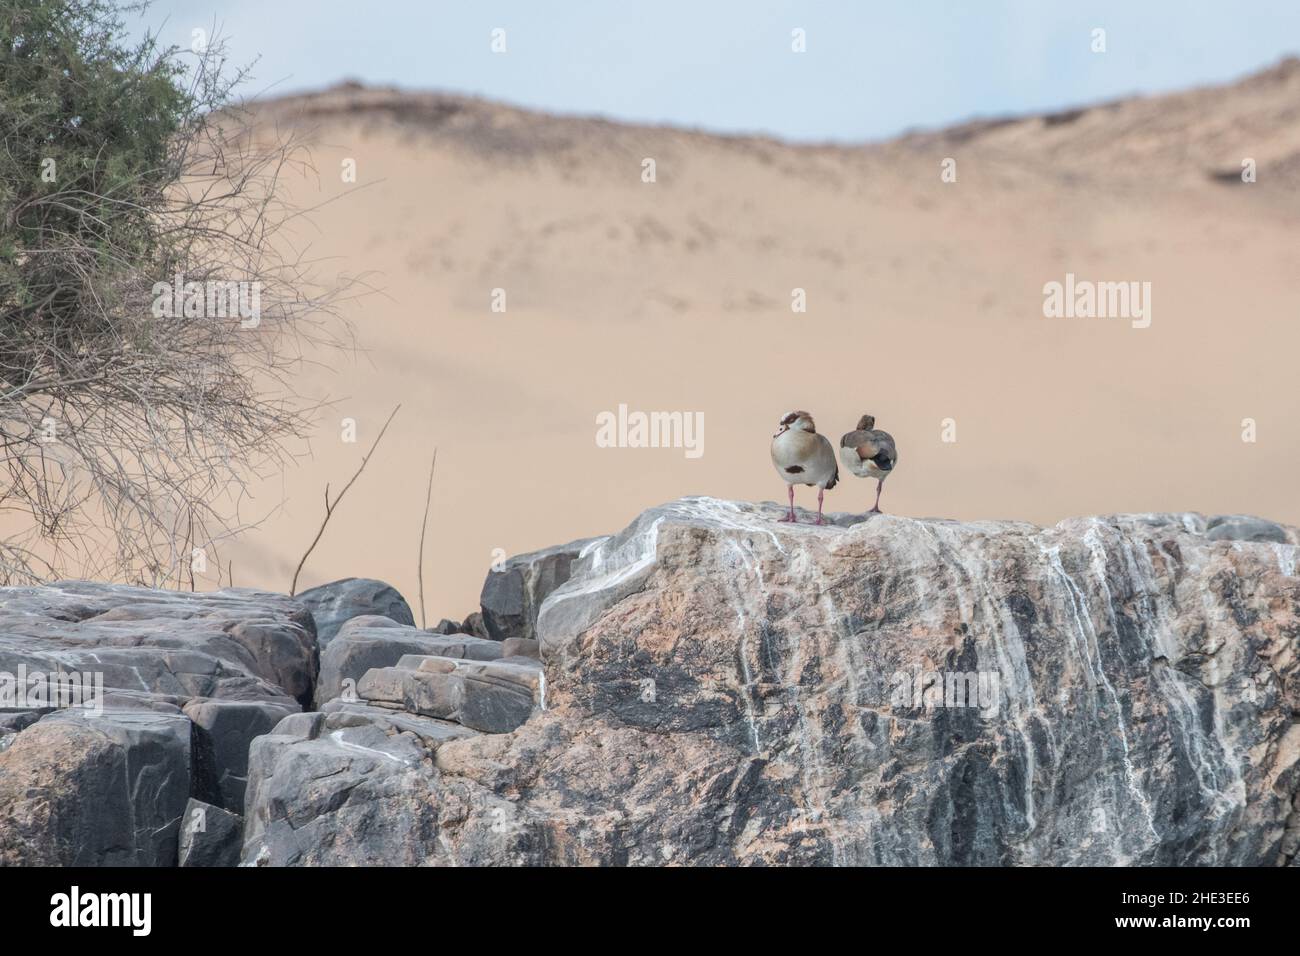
[417,448,437,628]
[288,404,400,596]
[1,7,358,586]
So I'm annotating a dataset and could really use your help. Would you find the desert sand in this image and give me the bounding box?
[219,59,1300,618]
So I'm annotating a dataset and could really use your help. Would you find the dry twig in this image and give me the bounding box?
[289,405,400,596]
[416,448,437,628]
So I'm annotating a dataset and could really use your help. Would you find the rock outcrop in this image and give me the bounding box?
[0,708,193,866]
[6,501,1299,867]
[357,653,541,732]
[479,538,596,643]
[242,702,481,865]
[0,583,317,865]
[242,498,1300,866]
[179,799,243,868]
[245,628,545,863]
[315,616,507,708]
[295,578,416,650]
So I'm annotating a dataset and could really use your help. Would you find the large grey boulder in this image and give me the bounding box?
[480,538,600,643]
[241,704,478,866]
[356,663,462,719]
[0,708,191,866]
[245,498,1300,866]
[295,577,415,650]
[184,697,299,811]
[356,654,542,732]
[456,659,541,733]
[0,582,317,707]
[179,799,243,867]
[0,582,316,865]
[316,616,504,707]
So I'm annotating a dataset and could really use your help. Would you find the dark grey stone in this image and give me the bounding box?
[1206,514,1291,543]
[183,697,299,811]
[480,538,599,642]
[461,611,490,639]
[247,498,1300,867]
[458,671,536,733]
[296,578,415,650]
[179,799,243,867]
[0,708,191,866]
[317,617,504,707]
[242,705,477,865]
[0,581,316,865]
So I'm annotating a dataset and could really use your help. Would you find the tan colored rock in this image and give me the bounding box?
[244,499,1300,866]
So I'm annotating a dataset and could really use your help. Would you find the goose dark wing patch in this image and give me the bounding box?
[843,428,897,468]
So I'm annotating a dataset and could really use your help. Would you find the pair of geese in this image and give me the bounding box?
[771,411,897,525]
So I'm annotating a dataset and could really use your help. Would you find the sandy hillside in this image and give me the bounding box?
[221,59,1300,618]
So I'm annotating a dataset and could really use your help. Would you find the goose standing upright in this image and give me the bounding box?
[839,414,898,514]
[770,410,839,525]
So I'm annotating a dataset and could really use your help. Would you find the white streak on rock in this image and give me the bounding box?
[329,729,411,766]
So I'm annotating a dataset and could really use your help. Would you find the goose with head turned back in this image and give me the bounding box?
[839,413,897,514]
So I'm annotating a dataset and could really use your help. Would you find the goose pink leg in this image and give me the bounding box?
[868,479,884,514]
[815,487,826,525]
[778,484,797,522]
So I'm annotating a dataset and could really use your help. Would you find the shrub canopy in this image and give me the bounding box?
[0,0,336,585]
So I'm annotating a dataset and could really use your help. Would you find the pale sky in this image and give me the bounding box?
[136,1,1300,141]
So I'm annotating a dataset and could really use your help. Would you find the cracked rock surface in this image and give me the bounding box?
[242,498,1300,866]
[5,502,1298,866]
[0,583,315,865]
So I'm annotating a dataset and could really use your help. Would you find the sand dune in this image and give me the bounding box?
[222,59,1300,618]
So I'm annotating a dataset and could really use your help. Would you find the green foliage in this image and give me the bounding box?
[1,0,195,348]
[0,1,338,586]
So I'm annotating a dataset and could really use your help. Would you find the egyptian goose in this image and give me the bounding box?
[839,414,897,514]
[771,410,839,525]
